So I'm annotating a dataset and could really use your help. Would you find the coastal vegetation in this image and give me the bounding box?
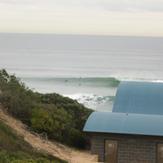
[0,121,66,163]
[0,69,92,149]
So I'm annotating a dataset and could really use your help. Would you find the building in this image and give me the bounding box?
[83,81,163,163]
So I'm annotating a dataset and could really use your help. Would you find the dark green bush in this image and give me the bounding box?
[0,69,92,149]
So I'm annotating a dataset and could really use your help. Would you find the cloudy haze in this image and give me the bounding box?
[0,0,163,36]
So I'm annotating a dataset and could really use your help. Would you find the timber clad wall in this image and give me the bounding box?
[118,140,156,163]
[91,135,104,161]
[91,134,163,163]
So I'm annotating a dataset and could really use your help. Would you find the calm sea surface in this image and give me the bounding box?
[0,33,163,111]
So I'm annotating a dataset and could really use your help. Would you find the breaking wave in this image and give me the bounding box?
[64,93,115,111]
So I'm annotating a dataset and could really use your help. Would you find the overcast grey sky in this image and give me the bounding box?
[0,0,163,36]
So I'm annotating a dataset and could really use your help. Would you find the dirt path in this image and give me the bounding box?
[0,106,98,163]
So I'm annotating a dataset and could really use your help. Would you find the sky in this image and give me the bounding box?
[0,0,163,36]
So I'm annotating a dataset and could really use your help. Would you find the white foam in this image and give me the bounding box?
[64,93,113,111]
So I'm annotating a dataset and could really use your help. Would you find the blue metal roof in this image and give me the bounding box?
[113,81,163,115]
[84,112,163,136]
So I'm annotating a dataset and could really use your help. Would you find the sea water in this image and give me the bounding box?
[0,33,163,111]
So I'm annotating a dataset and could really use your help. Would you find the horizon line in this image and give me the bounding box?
[0,32,163,39]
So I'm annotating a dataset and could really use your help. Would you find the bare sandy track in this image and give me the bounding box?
[0,106,98,163]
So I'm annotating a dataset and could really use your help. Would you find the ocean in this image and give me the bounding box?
[0,33,163,111]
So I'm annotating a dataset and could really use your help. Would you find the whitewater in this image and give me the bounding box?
[0,33,163,111]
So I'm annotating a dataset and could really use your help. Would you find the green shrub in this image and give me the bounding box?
[0,121,66,163]
[0,69,92,149]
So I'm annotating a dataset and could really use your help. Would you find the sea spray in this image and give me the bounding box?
[64,93,115,111]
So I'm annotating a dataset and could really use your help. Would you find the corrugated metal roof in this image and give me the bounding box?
[83,112,163,136]
[113,81,163,115]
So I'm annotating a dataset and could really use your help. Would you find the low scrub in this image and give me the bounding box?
[0,121,66,163]
[0,69,92,149]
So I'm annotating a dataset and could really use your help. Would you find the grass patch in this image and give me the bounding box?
[0,121,67,163]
